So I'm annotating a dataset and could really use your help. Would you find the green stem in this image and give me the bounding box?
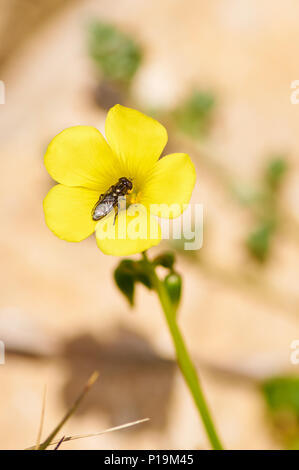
[142,252,223,450]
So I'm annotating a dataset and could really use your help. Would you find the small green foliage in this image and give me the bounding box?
[264,156,288,193]
[114,252,180,307]
[114,260,136,305]
[262,376,299,449]
[246,220,275,262]
[113,259,152,306]
[263,376,299,413]
[243,155,288,263]
[173,90,215,139]
[153,252,175,269]
[135,260,153,289]
[164,272,182,311]
[88,20,142,85]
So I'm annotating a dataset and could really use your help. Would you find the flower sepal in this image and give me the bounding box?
[153,252,175,270]
[114,251,182,312]
[113,259,153,306]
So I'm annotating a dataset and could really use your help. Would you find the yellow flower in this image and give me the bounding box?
[43,105,196,256]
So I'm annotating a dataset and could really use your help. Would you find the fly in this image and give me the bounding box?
[92,177,133,222]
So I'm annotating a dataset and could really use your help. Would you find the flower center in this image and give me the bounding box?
[127,190,141,205]
[92,177,144,221]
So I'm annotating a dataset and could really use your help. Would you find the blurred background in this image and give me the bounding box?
[1,0,299,450]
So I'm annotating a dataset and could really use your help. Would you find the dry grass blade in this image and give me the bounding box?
[35,385,47,450]
[47,418,150,448]
[31,371,99,450]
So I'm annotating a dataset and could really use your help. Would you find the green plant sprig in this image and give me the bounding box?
[88,21,142,88]
[114,251,223,450]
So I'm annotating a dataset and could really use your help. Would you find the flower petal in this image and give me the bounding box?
[95,204,161,256]
[141,153,196,218]
[44,126,120,190]
[43,184,99,242]
[105,105,168,190]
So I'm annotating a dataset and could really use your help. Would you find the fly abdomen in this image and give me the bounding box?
[92,194,115,221]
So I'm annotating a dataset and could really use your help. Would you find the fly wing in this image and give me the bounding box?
[92,194,116,221]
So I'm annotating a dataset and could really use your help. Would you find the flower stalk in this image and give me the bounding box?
[142,251,223,450]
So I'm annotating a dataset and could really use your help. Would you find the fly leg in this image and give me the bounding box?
[113,205,118,225]
[113,195,125,225]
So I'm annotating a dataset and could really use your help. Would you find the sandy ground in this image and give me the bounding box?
[0,0,299,449]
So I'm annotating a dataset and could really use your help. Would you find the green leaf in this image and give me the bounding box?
[173,90,215,139]
[153,252,175,269]
[113,259,153,306]
[246,220,275,262]
[262,376,299,414]
[87,21,142,85]
[114,261,135,306]
[164,272,182,311]
[135,260,153,289]
[264,156,288,192]
[261,376,299,449]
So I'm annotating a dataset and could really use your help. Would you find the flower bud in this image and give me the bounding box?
[164,272,182,311]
